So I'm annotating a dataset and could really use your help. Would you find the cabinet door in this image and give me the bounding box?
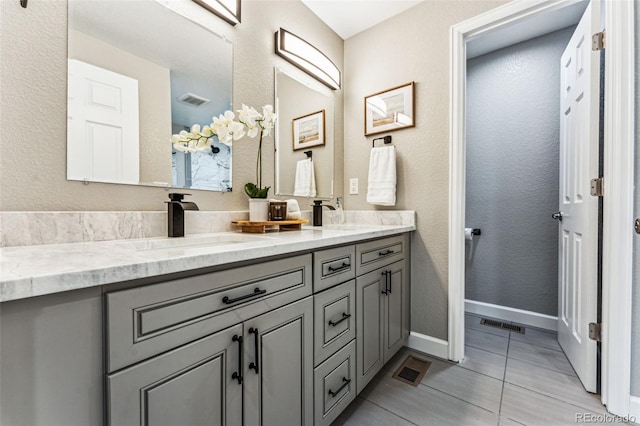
[243,297,314,426]
[383,260,407,363]
[356,269,384,394]
[108,324,243,426]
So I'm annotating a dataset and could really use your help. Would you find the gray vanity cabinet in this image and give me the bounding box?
[243,296,314,426]
[356,256,409,394]
[108,324,243,426]
[106,255,314,426]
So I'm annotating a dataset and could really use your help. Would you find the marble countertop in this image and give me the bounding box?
[0,224,414,302]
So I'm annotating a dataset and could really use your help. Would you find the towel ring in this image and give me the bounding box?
[372,135,392,147]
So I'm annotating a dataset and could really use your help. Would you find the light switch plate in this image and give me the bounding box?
[349,178,359,195]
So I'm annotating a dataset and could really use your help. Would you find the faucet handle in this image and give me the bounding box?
[168,193,192,202]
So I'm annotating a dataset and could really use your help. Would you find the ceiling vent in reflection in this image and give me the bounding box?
[177,92,211,107]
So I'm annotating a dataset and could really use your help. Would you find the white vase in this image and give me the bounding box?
[249,199,270,222]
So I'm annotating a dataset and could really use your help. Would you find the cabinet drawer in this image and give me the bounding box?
[313,340,356,426]
[106,254,312,372]
[313,245,355,292]
[313,280,356,365]
[356,234,406,275]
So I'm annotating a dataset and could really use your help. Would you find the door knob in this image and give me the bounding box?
[552,211,563,221]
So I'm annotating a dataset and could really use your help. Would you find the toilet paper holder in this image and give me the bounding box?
[465,228,481,242]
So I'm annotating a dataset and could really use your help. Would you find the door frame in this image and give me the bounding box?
[448,0,635,417]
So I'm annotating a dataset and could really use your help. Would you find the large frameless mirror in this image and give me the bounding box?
[67,0,233,191]
[274,68,334,199]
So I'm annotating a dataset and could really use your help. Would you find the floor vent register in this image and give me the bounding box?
[392,355,432,387]
[480,318,525,334]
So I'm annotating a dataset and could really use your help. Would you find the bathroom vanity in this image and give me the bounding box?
[0,222,413,426]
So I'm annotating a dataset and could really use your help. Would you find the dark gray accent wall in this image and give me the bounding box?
[465,28,574,317]
[631,3,640,398]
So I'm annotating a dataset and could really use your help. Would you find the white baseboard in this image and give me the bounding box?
[407,331,449,360]
[629,396,640,421]
[465,299,557,331]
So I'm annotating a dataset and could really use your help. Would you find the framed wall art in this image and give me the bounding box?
[364,81,415,136]
[292,109,325,150]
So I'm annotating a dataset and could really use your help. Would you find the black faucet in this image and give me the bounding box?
[312,200,336,226]
[166,193,199,237]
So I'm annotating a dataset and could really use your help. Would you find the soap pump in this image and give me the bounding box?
[336,196,344,224]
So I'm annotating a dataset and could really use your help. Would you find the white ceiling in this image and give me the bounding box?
[300,0,424,40]
[302,0,588,57]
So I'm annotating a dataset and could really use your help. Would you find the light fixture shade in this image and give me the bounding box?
[192,0,241,25]
[275,28,341,90]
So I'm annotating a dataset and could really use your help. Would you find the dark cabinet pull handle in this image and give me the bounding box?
[328,377,351,397]
[328,262,350,273]
[328,312,351,327]
[381,271,389,295]
[378,249,394,257]
[248,327,259,374]
[222,288,266,305]
[387,270,392,294]
[231,335,243,385]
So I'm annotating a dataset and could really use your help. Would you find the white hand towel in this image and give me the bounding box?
[293,158,317,197]
[285,199,301,220]
[366,146,396,206]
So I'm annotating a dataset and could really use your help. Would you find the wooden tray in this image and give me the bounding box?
[231,219,309,233]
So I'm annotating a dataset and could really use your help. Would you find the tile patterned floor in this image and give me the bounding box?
[333,313,634,426]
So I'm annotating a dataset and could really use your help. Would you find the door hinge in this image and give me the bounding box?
[592,31,605,51]
[588,322,601,342]
[590,177,604,197]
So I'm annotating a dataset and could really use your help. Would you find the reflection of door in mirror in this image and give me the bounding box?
[275,69,334,199]
[67,0,233,192]
[67,60,140,184]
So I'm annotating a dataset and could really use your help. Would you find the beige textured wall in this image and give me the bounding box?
[0,0,343,211]
[344,0,505,339]
[69,30,172,186]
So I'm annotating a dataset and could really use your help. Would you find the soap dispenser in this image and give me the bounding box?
[336,196,344,224]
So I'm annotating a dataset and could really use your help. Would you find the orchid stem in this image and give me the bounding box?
[256,131,263,189]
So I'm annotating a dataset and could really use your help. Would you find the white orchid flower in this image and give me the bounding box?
[201,126,213,137]
[238,104,260,126]
[191,124,201,134]
[230,121,246,140]
[247,126,260,138]
[173,143,189,152]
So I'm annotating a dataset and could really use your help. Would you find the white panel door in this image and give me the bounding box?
[67,59,139,184]
[557,0,600,393]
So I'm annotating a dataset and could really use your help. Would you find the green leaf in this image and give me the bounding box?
[244,183,270,198]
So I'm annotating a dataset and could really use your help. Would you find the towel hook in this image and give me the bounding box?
[20,0,27,7]
[303,150,312,159]
[372,135,392,148]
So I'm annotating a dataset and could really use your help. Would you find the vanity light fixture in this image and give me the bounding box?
[275,28,341,90]
[192,0,241,25]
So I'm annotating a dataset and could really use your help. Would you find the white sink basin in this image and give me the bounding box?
[123,234,275,253]
[321,224,374,231]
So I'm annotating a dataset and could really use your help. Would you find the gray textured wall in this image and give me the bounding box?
[465,28,574,317]
[631,3,640,398]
